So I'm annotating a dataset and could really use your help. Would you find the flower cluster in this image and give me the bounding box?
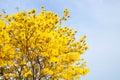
[0,7,89,80]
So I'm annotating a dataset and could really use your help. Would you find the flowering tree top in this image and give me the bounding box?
[0,7,89,80]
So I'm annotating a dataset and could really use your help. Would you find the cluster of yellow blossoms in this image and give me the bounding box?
[0,7,89,80]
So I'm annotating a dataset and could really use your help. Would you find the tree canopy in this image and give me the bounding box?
[0,7,89,80]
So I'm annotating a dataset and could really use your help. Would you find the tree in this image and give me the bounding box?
[0,7,89,80]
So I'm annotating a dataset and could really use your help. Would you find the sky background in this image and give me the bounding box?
[0,0,120,80]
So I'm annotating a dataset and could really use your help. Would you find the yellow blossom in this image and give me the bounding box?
[0,13,2,16]
[4,73,10,79]
[0,7,89,80]
[64,9,69,16]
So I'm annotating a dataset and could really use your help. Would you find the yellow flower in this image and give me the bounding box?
[64,9,69,16]
[24,71,33,77]
[4,73,10,79]
[31,9,36,13]
[49,57,59,64]
[20,60,26,66]
[4,14,8,19]
[67,52,80,61]
[84,45,89,50]
[0,13,2,16]
[82,68,90,76]
[41,68,53,75]
[12,74,18,78]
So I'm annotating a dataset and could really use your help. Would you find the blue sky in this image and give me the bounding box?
[0,0,120,80]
